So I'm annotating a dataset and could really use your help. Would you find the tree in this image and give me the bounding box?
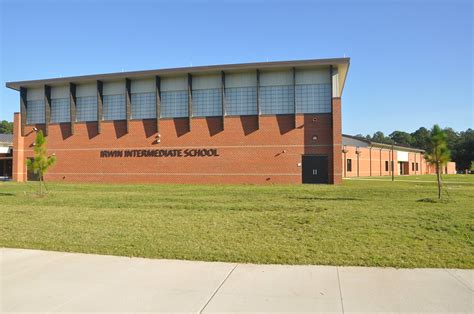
[389,131,412,146]
[424,125,451,199]
[0,120,13,134]
[371,131,393,144]
[410,127,431,151]
[453,129,474,171]
[26,130,56,196]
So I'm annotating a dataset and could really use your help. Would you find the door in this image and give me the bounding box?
[302,155,329,184]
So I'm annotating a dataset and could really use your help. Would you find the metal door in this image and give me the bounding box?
[302,155,329,184]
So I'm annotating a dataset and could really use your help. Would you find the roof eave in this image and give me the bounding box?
[5,57,350,91]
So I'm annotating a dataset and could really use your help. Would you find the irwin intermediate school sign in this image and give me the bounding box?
[100,148,220,158]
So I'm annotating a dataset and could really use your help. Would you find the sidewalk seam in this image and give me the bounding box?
[445,269,473,292]
[336,267,345,314]
[199,263,238,313]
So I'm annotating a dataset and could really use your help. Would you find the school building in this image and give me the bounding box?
[342,134,456,177]
[6,58,350,184]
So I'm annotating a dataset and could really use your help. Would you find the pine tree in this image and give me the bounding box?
[424,125,451,199]
[26,130,56,196]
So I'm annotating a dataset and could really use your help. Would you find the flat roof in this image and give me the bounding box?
[5,57,350,95]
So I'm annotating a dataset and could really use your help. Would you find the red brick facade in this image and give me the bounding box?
[13,106,342,184]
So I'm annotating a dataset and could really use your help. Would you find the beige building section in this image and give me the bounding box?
[342,135,456,177]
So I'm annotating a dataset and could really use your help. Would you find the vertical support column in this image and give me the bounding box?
[125,78,131,133]
[343,149,347,178]
[293,67,297,128]
[69,83,76,135]
[369,147,372,176]
[20,87,27,137]
[256,69,260,129]
[97,80,103,134]
[356,149,360,177]
[391,145,395,180]
[13,112,26,182]
[420,152,423,174]
[155,76,161,133]
[330,65,342,184]
[379,148,382,176]
[414,152,417,174]
[187,73,192,131]
[388,148,392,176]
[221,71,225,130]
[44,85,51,136]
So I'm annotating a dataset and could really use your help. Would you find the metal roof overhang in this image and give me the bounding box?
[6,57,350,95]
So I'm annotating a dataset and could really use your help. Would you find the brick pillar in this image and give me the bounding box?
[13,112,26,182]
[331,97,342,184]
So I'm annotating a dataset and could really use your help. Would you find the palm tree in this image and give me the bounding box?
[424,125,451,199]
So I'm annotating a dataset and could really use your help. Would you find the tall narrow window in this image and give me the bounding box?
[51,98,70,123]
[103,94,126,120]
[416,163,419,171]
[295,69,331,113]
[161,77,188,118]
[191,75,221,117]
[260,70,294,115]
[225,72,257,116]
[27,100,45,124]
[385,161,389,172]
[347,159,352,172]
[76,96,97,122]
[131,92,156,119]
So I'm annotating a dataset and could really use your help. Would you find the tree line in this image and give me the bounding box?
[355,127,474,171]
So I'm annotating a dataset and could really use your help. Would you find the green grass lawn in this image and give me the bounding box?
[0,175,472,268]
[347,174,474,183]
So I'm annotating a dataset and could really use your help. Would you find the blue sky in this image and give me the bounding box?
[1,0,472,135]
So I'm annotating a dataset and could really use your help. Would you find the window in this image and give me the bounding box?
[412,163,415,171]
[51,98,70,123]
[161,90,188,118]
[385,161,389,172]
[416,163,419,171]
[103,94,126,120]
[131,92,156,119]
[260,85,294,114]
[27,100,45,124]
[76,96,97,122]
[192,88,222,117]
[225,87,257,116]
[295,84,331,113]
[347,159,352,172]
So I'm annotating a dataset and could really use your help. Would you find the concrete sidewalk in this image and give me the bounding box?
[1,248,472,313]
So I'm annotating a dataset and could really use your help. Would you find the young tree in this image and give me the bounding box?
[26,130,56,196]
[424,125,451,199]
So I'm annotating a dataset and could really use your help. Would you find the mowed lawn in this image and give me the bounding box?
[0,175,472,268]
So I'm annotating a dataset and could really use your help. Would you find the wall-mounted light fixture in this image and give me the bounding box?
[33,127,38,132]
[312,135,318,141]
[312,117,317,122]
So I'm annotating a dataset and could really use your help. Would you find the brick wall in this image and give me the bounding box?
[14,110,340,184]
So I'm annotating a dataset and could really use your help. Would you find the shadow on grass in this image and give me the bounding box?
[293,196,361,201]
[0,192,15,197]
[417,198,450,204]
